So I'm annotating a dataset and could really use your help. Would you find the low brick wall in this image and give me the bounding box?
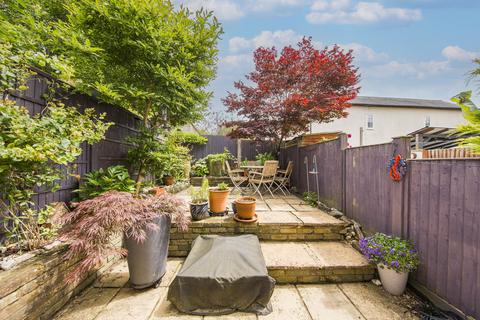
[0,241,120,320]
[190,176,232,186]
[169,218,346,257]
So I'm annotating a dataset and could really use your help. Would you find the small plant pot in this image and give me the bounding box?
[163,176,174,186]
[150,187,165,196]
[190,201,209,221]
[208,188,230,214]
[235,197,256,220]
[231,201,237,215]
[377,264,409,295]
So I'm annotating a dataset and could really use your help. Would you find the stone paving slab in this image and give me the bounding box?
[94,260,129,288]
[265,200,294,211]
[339,283,418,320]
[54,287,120,320]
[307,242,372,268]
[150,288,201,320]
[291,211,346,226]
[94,287,164,320]
[256,211,302,225]
[261,242,318,268]
[258,285,311,320]
[297,284,364,320]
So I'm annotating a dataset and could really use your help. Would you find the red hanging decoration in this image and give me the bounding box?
[388,154,407,182]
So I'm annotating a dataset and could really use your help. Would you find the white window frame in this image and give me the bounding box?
[425,115,431,127]
[366,114,374,130]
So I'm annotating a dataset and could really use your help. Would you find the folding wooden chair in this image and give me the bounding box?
[273,161,293,195]
[248,160,278,200]
[225,161,249,192]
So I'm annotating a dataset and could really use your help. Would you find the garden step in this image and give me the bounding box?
[168,209,347,257]
[262,241,375,284]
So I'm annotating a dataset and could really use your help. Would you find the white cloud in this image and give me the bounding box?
[368,60,449,79]
[306,1,422,24]
[228,30,305,53]
[219,54,253,69]
[341,42,389,62]
[442,45,478,61]
[180,0,245,21]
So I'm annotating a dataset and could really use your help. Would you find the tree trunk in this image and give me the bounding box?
[134,101,152,196]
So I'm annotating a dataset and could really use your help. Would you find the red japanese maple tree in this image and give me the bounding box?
[223,37,359,152]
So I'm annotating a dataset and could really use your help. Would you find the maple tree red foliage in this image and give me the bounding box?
[223,37,359,152]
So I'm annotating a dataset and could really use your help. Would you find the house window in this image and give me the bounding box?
[366,114,374,129]
[425,115,431,127]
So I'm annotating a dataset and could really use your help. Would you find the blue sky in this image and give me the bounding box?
[179,0,480,112]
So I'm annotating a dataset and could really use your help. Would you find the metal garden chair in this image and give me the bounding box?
[273,161,293,195]
[248,160,278,200]
[225,161,249,192]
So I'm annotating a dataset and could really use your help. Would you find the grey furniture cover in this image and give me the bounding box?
[167,234,275,316]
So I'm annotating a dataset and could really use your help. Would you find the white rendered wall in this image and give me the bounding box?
[311,106,465,147]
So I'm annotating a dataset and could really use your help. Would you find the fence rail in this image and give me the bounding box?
[279,135,480,319]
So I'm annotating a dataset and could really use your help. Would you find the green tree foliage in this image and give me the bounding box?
[56,0,222,126]
[452,91,480,154]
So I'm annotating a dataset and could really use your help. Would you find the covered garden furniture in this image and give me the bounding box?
[167,235,275,316]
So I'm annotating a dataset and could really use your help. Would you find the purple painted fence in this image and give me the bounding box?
[280,136,480,318]
[190,135,275,160]
[7,70,140,208]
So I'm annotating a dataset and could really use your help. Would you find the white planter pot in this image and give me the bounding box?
[377,264,409,295]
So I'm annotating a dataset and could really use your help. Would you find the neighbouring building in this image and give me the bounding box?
[311,96,465,147]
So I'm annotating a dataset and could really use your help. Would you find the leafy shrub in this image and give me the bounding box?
[191,158,209,177]
[190,177,209,203]
[216,182,229,191]
[256,152,276,165]
[0,99,111,250]
[76,165,135,200]
[359,233,420,273]
[60,191,189,283]
[169,131,208,145]
[303,192,318,207]
[452,91,480,154]
[205,148,233,176]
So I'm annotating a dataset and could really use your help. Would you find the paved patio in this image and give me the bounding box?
[54,258,419,320]
[54,191,420,319]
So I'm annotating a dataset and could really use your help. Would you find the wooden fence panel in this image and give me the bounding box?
[406,159,480,317]
[190,135,275,161]
[6,72,139,209]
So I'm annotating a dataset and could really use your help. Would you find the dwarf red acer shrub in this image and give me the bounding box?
[60,191,189,283]
[223,37,359,152]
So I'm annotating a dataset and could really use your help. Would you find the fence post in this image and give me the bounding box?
[237,139,242,164]
[390,136,411,236]
[338,133,348,212]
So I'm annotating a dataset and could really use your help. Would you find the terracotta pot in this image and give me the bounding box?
[208,188,230,214]
[377,264,409,295]
[235,197,256,220]
[150,187,165,196]
[163,176,174,186]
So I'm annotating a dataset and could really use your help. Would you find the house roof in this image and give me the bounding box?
[351,96,460,110]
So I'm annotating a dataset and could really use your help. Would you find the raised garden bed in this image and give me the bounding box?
[0,237,121,320]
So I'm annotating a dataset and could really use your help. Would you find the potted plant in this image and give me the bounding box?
[234,196,256,220]
[208,182,230,215]
[189,177,209,221]
[60,191,189,288]
[359,233,419,295]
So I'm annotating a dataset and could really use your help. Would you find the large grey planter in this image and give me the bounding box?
[125,214,172,289]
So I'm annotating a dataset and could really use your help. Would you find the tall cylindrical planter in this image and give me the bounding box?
[377,264,409,295]
[125,214,171,289]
